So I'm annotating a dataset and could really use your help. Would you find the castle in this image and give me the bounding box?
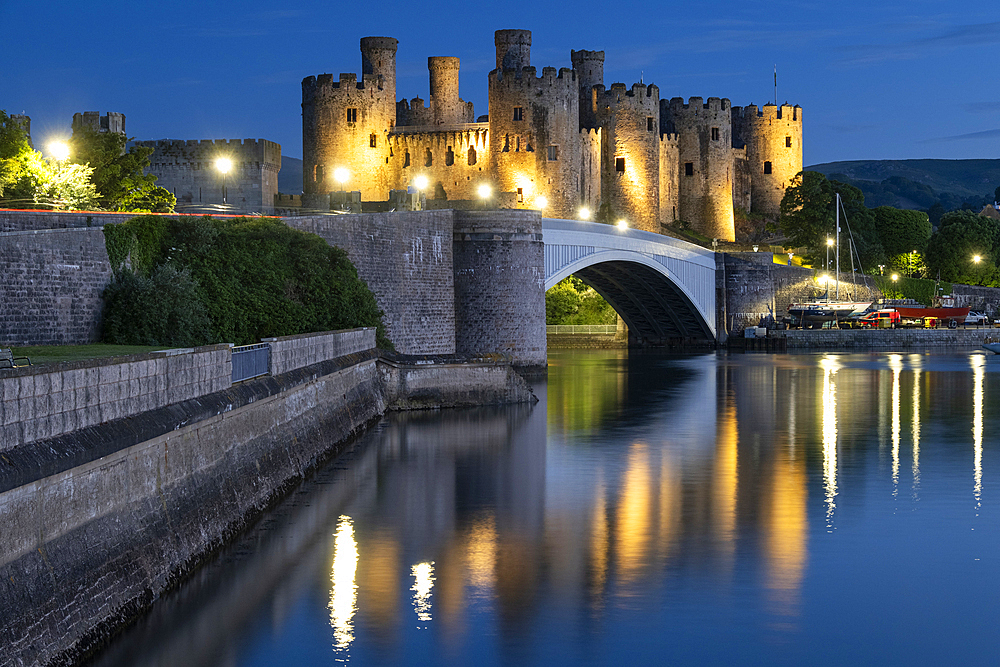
[302,30,802,241]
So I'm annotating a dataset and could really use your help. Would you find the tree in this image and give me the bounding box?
[69,126,175,212]
[871,206,931,273]
[0,110,34,199]
[924,212,1000,286]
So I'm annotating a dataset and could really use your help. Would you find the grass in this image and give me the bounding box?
[9,344,172,365]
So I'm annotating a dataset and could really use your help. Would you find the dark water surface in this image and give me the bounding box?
[92,349,1000,666]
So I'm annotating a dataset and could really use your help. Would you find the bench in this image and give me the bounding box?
[0,348,31,368]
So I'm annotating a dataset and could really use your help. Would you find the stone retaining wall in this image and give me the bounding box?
[781,328,996,349]
[263,328,375,376]
[0,345,230,453]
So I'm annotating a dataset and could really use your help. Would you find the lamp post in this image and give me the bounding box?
[477,183,492,209]
[578,206,591,220]
[334,168,350,210]
[753,244,759,252]
[535,195,548,211]
[617,219,629,231]
[788,251,794,265]
[826,237,834,273]
[215,157,232,205]
[49,142,70,163]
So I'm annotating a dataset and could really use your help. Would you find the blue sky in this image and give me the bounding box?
[4,0,999,166]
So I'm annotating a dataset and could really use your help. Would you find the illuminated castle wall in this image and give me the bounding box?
[302,30,803,241]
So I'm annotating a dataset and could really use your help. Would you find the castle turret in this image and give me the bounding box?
[495,29,531,72]
[428,57,468,125]
[732,103,802,220]
[661,96,735,241]
[570,49,605,129]
[595,82,661,233]
[10,114,31,147]
[302,36,398,202]
[71,111,125,135]
[489,31,579,219]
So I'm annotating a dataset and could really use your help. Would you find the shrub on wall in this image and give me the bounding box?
[102,215,392,348]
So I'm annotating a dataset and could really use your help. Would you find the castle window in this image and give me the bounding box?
[468,146,477,165]
[513,107,524,121]
[685,162,694,176]
[425,148,433,167]
[404,151,410,168]
[763,161,772,174]
[547,145,559,161]
[711,127,720,141]
[786,136,792,148]
[616,157,625,172]
[446,146,455,166]
[346,108,358,123]
[370,134,377,148]
[647,117,655,132]
[517,188,524,203]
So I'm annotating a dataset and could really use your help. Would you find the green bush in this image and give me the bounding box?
[101,264,212,346]
[102,216,392,349]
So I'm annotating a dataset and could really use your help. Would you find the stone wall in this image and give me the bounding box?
[0,211,135,232]
[138,139,281,214]
[720,252,880,339]
[732,104,803,220]
[0,344,230,453]
[284,211,456,355]
[452,210,546,368]
[263,328,376,376]
[950,284,1000,313]
[782,328,995,349]
[386,126,489,201]
[0,228,113,346]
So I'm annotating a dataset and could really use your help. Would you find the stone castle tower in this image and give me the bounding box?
[301,30,803,241]
[72,112,126,135]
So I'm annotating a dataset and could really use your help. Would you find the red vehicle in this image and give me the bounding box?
[858,309,900,328]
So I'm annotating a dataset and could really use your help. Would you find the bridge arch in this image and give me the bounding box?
[543,219,717,342]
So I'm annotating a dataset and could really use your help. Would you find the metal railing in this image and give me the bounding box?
[232,343,270,382]
[546,325,618,334]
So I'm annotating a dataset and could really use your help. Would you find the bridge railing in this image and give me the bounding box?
[546,325,618,334]
[231,343,270,382]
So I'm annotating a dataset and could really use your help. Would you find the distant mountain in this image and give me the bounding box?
[279,156,302,194]
[806,160,1000,209]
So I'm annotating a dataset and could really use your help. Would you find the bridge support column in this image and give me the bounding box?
[453,210,546,371]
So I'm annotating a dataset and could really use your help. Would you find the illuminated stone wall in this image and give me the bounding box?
[662,97,737,242]
[659,133,680,227]
[595,83,661,232]
[386,126,489,201]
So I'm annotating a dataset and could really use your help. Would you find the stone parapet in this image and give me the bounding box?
[262,327,376,376]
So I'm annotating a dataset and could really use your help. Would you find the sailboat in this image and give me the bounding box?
[786,193,872,328]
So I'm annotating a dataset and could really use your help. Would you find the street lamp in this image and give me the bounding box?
[334,168,350,210]
[535,195,548,211]
[578,206,591,220]
[788,251,794,265]
[617,219,628,231]
[412,175,428,191]
[477,183,492,209]
[49,142,70,162]
[826,237,834,273]
[215,157,232,205]
[973,254,982,264]
[891,273,899,282]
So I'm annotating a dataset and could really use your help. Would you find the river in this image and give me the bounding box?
[90,349,1000,666]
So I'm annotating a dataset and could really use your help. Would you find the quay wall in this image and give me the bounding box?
[781,328,996,349]
[0,329,535,667]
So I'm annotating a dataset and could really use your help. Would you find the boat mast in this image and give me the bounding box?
[835,192,841,300]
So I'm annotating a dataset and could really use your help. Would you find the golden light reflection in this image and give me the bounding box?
[616,444,653,582]
[590,477,609,600]
[764,452,808,617]
[714,403,739,561]
[329,515,359,651]
[820,355,839,527]
[410,562,435,624]
[973,355,985,511]
[910,356,922,493]
[466,514,497,594]
[657,455,680,559]
[889,354,902,495]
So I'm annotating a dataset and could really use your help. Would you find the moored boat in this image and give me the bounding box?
[787,301,872,326]
[983,336,1000,354]
[890,295,969,322]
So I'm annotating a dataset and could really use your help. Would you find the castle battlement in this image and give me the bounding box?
[389,127,489,150]
[138,139,281,167]
[489,66,577,86]
[595,82,659,100]
[732,103,802,123]
[666,96,731,112]
[302,72,382,96]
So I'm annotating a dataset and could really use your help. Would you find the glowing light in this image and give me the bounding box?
[820,355,839,528]
[616,219,628,230]
[578,206,591,220]
[891,273,899,282]
[48,142,69,161]
[413,175,428,190]
[410,561,435,623]
[911,356,921,493]
[329,515,358,650]
[334,167,350,185]
[215,157,232,174]
[889,354,902,495]
[466,514,497,593]
[616,444,653,582]
[477,183,492,199]
[817,275,829,285]
[973,254,982,264]
[826,238,834,247]
[973,355,984,511]
[535,195,548,209]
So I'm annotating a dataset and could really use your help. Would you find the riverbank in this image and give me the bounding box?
[0,330,535,667]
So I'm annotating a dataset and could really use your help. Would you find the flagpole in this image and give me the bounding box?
[774,65,777,106]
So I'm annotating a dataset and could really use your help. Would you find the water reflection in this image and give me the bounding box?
[90,351,1000,667]
[330,516,359,651]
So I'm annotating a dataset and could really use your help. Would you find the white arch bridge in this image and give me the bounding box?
[543,219,718,343]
